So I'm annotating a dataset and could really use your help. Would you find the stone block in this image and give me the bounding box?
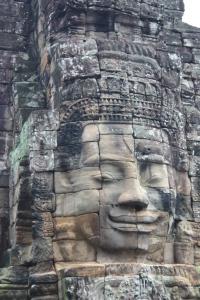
[9,245,33,266]
[191,177,200,202]
[53,214,99,241]
[188,141,200,156]
[194,245,200,265]
[173,170,191,196]
[13,82,45,108]
[0,266,28,284]
[54,145,82,171]
[30,283,58,298]
[99,56,122,72]
[30,131,57,150]
[13,176,31,203]
[100,161,137,181]
[61,78,99,102]
[0,188,9,209]
[0,287,28,300]
[193,49,200,64]
[56,262,105,277]
[135,139,171,164]
[57,122,83,146]
[139,162,169,189]
[32,212,54,238]
[30,111,60,131]
[193,202,200,222]
[54,167,101,193]
[30,150,54,172]
[100,228,138,250]
[33,193,56,213]
[31,296,58,300]
[79,142,99,167]
[31,172,55,212]
[54,190,99,217]
[59,276,104,300]
[133,125,162,141]
[99,135,134,162]
[98,123,133,135]
[57,38,98,57]
[29,271,58,285]
[0,32,25,51]
[32,172,54,195]
[15,226,32,245]
[183,33,200,48]
[56,139,99,171]
[164,242,174,264]
[32,238,53,263]
[189,156,200,176]
[0,174,9,187]
[0,84,10,105]
[181,78,195,103]
[98,72,129,96]
[81,124,99,142]
[171,147,189,171]
[175,194,193,220]
[53,240,96,262]
[0,136,6,155]
[141,3,162,20]
[0,105,11,119]
[57,56,100,81]
[174,242,194,265]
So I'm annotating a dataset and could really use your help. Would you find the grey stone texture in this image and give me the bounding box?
[0,0,200,299]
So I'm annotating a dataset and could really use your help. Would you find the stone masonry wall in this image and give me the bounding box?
[0,0,29,263]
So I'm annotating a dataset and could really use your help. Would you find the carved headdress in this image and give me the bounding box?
[60,95,184,131]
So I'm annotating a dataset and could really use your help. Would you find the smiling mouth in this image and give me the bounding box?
[107,211,159,233]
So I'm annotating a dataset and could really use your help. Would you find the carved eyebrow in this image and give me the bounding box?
[82,154,135,165]
[100,154,135,162]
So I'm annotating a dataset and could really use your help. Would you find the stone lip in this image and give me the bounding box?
[107,209,160,232]
[109,210,159,223]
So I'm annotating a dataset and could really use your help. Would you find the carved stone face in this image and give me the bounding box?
[97,135,170,252]
[51,0,191,264]
[84,124,170,253]
[53,122,192,262]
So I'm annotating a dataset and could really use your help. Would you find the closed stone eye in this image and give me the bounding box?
[145,174,161,184]
[139,162,169,189]
[102,173,116,182]
[93,173,115,183]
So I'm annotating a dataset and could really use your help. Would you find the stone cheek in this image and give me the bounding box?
[54,190,100,217]
[54,167,101,193]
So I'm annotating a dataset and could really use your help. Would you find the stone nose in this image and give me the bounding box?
[117,186,149,210]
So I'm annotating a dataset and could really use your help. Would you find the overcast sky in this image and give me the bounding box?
[183,0,200,27]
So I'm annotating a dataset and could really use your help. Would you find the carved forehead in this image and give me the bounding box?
[82,122,169,142]
[81,122,188,164]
